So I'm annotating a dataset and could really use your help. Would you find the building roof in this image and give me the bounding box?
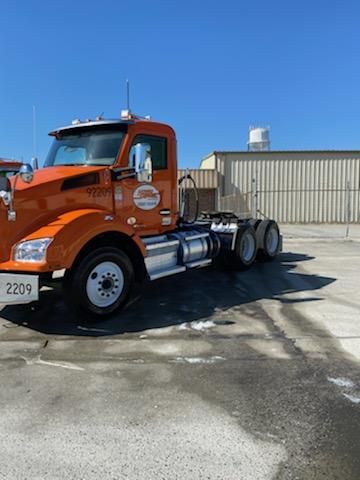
[206,149,360,156]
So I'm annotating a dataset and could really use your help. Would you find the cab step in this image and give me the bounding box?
[149,265,186,281]
[185,258,212,269]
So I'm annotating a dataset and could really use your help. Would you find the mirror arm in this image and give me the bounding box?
[8,174,20,221]
[112,166,136,173]
[113,172,137,181]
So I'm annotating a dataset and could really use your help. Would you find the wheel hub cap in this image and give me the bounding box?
[86,261,124,308]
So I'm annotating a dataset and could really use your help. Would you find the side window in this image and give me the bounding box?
[129,135,167,170]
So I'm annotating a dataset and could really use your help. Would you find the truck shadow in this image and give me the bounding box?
[1,251,336,337]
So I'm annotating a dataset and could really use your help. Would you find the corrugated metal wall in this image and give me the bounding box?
[219,194,252,218]
[216,153,360,223]
[177,169,218,189]
[177,169,218,218]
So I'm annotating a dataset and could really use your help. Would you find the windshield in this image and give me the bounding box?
[44,130,125,167]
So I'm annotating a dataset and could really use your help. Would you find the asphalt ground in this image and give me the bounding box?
[0,225,360,479]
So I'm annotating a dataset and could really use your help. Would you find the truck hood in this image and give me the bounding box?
[13,165,106,190]
[0,166,113,263]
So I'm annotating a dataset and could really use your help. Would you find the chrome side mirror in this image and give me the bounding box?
[19,164,34,184]
[134,143,153,183]
[0,176,12,207]
[1,164,34,222]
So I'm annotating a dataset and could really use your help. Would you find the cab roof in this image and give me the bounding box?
[48,114,176,138]
[49,119,134,136]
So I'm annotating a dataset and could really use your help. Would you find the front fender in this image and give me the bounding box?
[2,209,146,272]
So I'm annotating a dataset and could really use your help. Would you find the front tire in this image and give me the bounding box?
[64,247,134,319]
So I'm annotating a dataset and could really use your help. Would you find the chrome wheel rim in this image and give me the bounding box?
[241,232,256,262]
[266,226,279,255]
[86,261,124,308]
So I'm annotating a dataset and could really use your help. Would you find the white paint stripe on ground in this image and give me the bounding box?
[343,393,360,404]
[191,320,216,331]
[327,377,355,388]
[77,325,111,333]
[176,320,216,332]
[172,356,225,364]
[21,355,84,371]
[177,323,190,331]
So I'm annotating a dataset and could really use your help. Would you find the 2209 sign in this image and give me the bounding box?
[6,282,32,296]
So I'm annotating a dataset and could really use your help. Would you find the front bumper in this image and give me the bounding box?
[0,273,39,305]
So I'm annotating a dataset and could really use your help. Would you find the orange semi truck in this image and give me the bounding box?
[0,111,281,319]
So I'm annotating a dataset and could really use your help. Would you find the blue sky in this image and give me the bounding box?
[1,0,360,168]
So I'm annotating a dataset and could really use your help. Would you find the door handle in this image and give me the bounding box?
[159,209,171,215]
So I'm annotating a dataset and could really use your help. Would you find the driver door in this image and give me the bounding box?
[114,134,174,236]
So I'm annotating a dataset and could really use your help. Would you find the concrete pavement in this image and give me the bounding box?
[0,227,360,479]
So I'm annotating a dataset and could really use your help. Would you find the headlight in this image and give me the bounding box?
[14,238,53,263]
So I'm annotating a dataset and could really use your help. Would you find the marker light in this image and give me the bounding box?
[121,109,131,120]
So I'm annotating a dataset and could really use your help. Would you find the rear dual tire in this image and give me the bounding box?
[255,220,281,261]
[223,225,257,270]
[222,220,280,271]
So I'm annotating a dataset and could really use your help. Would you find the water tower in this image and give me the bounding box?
[247,126,270,151]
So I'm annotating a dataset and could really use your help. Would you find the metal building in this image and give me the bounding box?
[200,151,360,223]
[177,169,218,217]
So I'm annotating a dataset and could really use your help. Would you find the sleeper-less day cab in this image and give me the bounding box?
[0,111,281,319]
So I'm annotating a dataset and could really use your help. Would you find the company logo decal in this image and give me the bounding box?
[133,185,160,210]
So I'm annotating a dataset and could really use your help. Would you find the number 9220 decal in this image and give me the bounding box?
[86,187,112,198]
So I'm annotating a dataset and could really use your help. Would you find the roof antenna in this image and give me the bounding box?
[126,79,130,111]
[121,79,136,120]
[32,105,36,158]
[32,106,39,169]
